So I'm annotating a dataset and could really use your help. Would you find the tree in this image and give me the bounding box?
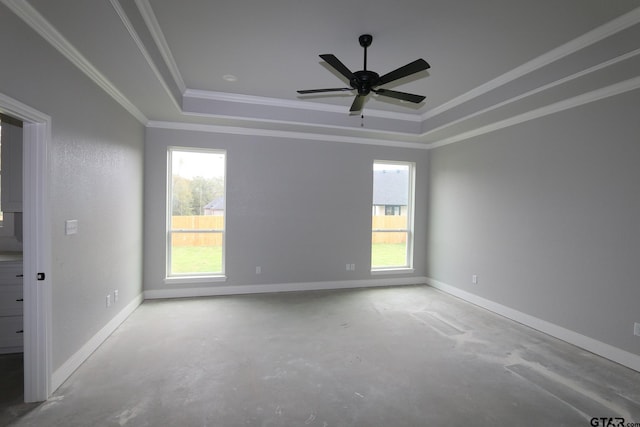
[172,176,193,215]
[172,175,225,216]
[190,176,224,215]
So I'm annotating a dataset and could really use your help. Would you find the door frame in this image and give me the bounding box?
[0,92,52,402]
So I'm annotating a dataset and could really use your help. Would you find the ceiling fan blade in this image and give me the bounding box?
[373,88,425,103]
[297,88,352,94]
[349,95,365,112]
[378,58,430,86]
[320,54,355,81]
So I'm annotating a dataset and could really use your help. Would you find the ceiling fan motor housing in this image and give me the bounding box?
[351,70,380,95]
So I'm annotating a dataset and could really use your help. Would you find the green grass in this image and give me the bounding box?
[171,245,223,274]
[171,243,406,274]
[371,243,407,268]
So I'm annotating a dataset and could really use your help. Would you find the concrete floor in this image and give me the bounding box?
[0,353,39,426]
[3,285,640,426]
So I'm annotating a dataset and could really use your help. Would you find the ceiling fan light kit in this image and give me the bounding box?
[298,34,430,113]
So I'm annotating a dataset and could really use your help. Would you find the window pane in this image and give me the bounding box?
[372,232,408,267]
[372,162,413,270]
[372,213,408,231]
[170,232,223,274]
[168,149,226,276]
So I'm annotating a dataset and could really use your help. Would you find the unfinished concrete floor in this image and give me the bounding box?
[0,353,39,426]
[5,285,640,426]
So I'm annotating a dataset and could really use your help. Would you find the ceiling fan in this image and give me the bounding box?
[297,34,430,113]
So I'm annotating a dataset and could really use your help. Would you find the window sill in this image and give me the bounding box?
[371,268,415,275]
[164,275,227,285]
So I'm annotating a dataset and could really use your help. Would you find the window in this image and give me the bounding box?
[167,148,226,278]
[384,205,401,216]
[371,161,414,271]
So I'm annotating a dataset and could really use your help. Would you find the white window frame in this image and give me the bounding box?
[166,147,227,282]
[371,160,415,273]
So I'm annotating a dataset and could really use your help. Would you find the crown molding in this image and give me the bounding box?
[147,120,430,150]
[7,0,639,149]
[421,6,640,122]
[421,47,640,139]
[184,89,422,122]
[135,0,186,94]
[181,109,423,142]
[427,75,640,149]
[109,0,181,112]
[140,3,640,148]
[132,0,424,124]
[1,0,148,124]
[0,92,51,124]
[134,1,422,124]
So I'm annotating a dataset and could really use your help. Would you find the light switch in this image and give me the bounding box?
[65,220,78,235]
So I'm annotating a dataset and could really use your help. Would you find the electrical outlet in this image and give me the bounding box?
[350,264,355,271]
[346,264,351,271]
[256,266,261,275]
[634,322,640,337]
[65,219,78,235]
[114,289,119,303]
[106,294,111,308]
[472,274,478,284]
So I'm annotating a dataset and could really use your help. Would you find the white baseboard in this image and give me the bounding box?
[51,293,143,392]
[144,276,428,300]
[426,277,640,373]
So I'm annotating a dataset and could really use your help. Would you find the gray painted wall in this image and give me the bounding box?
[427,90,640,355]
[6,0,637,383]
[144,128,428,291]
[0,5,144,370]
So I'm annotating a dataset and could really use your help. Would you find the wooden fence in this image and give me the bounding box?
[171,216,224,246]
[372,215,408,244]
[171,215,406,246]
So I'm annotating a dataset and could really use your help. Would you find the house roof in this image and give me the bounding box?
[373,170,408,206]
[204,196,225,210]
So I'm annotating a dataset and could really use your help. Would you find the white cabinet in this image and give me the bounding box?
[0,260,23,354]
[0,119,23,213]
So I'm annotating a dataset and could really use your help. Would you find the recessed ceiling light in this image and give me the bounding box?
[223,74,237,82]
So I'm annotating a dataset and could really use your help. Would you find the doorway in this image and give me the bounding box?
[0,113,25,412]
[0,92,52,403]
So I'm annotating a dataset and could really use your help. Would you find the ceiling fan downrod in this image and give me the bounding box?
[359,34,372,70]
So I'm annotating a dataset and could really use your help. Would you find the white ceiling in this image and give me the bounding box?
[8,0,640,147]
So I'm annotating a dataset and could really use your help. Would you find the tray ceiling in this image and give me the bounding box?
[5,0,640,147]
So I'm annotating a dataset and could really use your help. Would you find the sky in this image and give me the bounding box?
[374,161,409,171]
[172,149,225,179]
